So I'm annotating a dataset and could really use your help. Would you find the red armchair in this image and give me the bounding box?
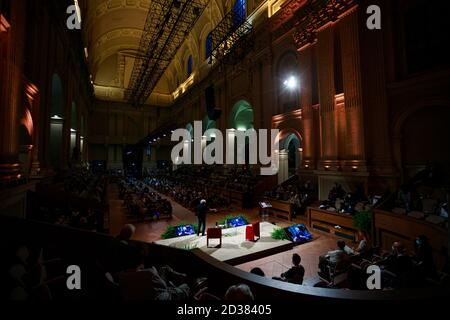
[245,222,260,242]
[206,228,222,248]
[252,221,260,240]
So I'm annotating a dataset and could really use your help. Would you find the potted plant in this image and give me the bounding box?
[352,210,372,234]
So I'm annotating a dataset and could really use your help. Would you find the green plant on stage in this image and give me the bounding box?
[271,227,288,240]
[161,225,177,239]
[182,242,199,250]
[352,210,372,233]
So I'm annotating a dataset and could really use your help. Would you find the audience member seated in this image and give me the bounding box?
[120,178,173,221]
[383,165,448,228]
[29,169,108,232]
[264,178,317,217]
[3,244,65,301]
[144,172,230,211]
[318,240,353,281]
[250,267,265,277]
[378,241,417,288]
[280,253,305,285]
[318,182,374,215]
[353,230,372,258]
[120,265,191,300]
[114,249,209,301]
[412,235,437,279]
[224,284,254,300]
[105,224,143,273]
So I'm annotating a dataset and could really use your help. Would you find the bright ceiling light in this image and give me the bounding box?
[284,76,298,90]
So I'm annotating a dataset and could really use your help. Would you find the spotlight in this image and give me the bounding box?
[283,76,298,90]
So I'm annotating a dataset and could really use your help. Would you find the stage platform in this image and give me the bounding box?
[155,222,294,265]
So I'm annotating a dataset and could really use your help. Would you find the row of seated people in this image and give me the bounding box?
[318,182,381,215]
[103,224,255,301]
[317,234,450,289]
[1,243,71,301]
[219,166,260,192]
[30,201,103,232]
[1,223,255,301]
[61,169,108,204]
[144,175,230,211]
[28,171,108,232]
[52,207,98,231]
[386,165,448,227]
[168,164,263,193]
[119,178,172,220]
[264,178,317,217]
[246,232,450,290]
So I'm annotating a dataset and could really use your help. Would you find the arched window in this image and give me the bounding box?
[205,32,213,60]
[187,55,193,77]
[233,0,246,27]
[277,51,300,112]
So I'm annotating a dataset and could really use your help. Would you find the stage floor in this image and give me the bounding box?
[155,222,294,265]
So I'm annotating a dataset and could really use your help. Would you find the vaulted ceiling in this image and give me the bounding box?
[82,0,225,106]
[83,0,173,105]
[81,0,273,106]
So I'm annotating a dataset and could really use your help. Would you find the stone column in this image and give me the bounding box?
[340,8,365,167]
[298,45,314,169]
[25,83,42,177]
[316,25,337,167]
[0,1,26,181]
[359,2,397,189]
[297,148,303,173]
[278,150,288,184]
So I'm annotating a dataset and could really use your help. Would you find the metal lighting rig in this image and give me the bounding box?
[211,1,254,65]
[126,0,209,106]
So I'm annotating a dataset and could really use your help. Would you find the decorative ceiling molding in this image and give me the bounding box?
[93,28,143,50]
[86,0,151,23]
[93,45,140,70]
[270,0,307,31]
[292,0,357,50]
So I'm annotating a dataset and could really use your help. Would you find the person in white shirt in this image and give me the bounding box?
[319,240,352,279]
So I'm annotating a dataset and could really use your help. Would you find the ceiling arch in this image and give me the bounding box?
[83,0,228,105]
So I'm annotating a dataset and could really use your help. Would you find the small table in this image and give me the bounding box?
[206,228,222,248]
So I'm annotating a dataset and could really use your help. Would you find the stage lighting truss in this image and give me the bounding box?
[211,2,254,66]
[126,0,209,106]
